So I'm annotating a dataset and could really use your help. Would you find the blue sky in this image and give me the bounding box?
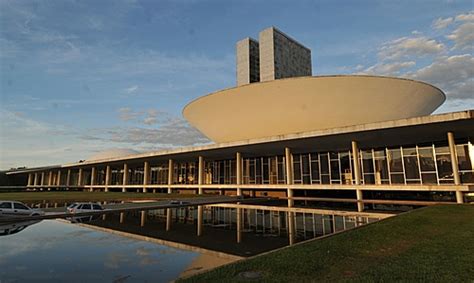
[0,0,473,169]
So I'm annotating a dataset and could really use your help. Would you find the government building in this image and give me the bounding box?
[5,27,474,211]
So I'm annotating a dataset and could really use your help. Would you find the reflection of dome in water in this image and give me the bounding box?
[88,149,140,161]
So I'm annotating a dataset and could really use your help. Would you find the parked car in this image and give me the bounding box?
[66,202,104,214]
[0,201,44,218]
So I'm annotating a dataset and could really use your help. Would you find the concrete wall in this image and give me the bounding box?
[259,27,312,82]
[236,38,260,86]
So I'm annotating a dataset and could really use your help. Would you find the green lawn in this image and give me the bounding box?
[182,205,474,282]
[0,191,206,202]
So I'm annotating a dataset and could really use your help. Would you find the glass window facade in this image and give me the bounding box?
[457,142,474,183]
[110,168,123,185]
[73,140,474,187]
[129,167,144,185]
[289,141,473,185]
[173,162,198,184]
[150,164,168,185]
[243,157,286,185]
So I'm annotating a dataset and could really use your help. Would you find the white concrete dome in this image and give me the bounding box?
[88,149,140,161]
[183,75,445,143]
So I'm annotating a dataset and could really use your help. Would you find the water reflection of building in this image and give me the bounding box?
[5,27,474,210]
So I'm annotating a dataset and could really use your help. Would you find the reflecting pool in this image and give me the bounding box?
[0,220,212,282]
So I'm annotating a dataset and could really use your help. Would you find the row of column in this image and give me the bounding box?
[26,132,465,206]
[28,169,72,187]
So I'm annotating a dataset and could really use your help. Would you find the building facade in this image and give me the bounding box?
[259,27,312,82]
[5,28,474,212]
[236,37,260,86]
[236,27,312,85]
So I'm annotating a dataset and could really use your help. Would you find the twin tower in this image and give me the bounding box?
[236,26,312,86]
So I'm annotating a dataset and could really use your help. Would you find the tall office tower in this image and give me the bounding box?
[259,27,312,82]
[236,37,260,86]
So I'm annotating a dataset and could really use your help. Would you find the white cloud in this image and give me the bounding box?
[446,22,474,50]
[117,107,138,122]
[361,61,416,76]
[353,11,473,114]
[409,54,474,100]
[143,117,157,125]
[124,85,139,94]
[455,11,474,22]
[0,109,104,169]
[378,36,445,61]
[81,117,209,147]
[432,17,453,29]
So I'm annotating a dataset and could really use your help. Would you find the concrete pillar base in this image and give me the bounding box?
[356,189,364,212]
[456,191,464,204]
[288,211,295,245]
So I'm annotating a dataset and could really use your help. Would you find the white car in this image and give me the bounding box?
[0,201,45,218]
[66,202,104,214]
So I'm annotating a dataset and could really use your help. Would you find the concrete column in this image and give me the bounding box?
[166,208,172,231]
[104,165,111,192]
[140,210,146,227]
[236,152,242,195]
[285,147,294,207]
[197,157,204,236]
[167,159,174,194]
[236,152,243,243]
[48,171,53,186]
[122,163,129,193]
[57,170,61,187]
[27,173,33,187]
[90,167,96,192]
[119,212,125,224]
[352,141,364,212]
[78,168,83,186]
[285,147,295,245]
[143,161,150,193]
[448,132,464,203]
[198,156,204,194]
[41,172,45,186]
[34,173,39,186]
[66,170,71,187]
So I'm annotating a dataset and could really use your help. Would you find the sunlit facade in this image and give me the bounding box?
[4,28,474,211]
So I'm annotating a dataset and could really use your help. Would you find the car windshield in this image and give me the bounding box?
[67,203,78,208]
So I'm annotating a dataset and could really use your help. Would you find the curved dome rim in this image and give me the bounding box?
[182,75,446,117]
